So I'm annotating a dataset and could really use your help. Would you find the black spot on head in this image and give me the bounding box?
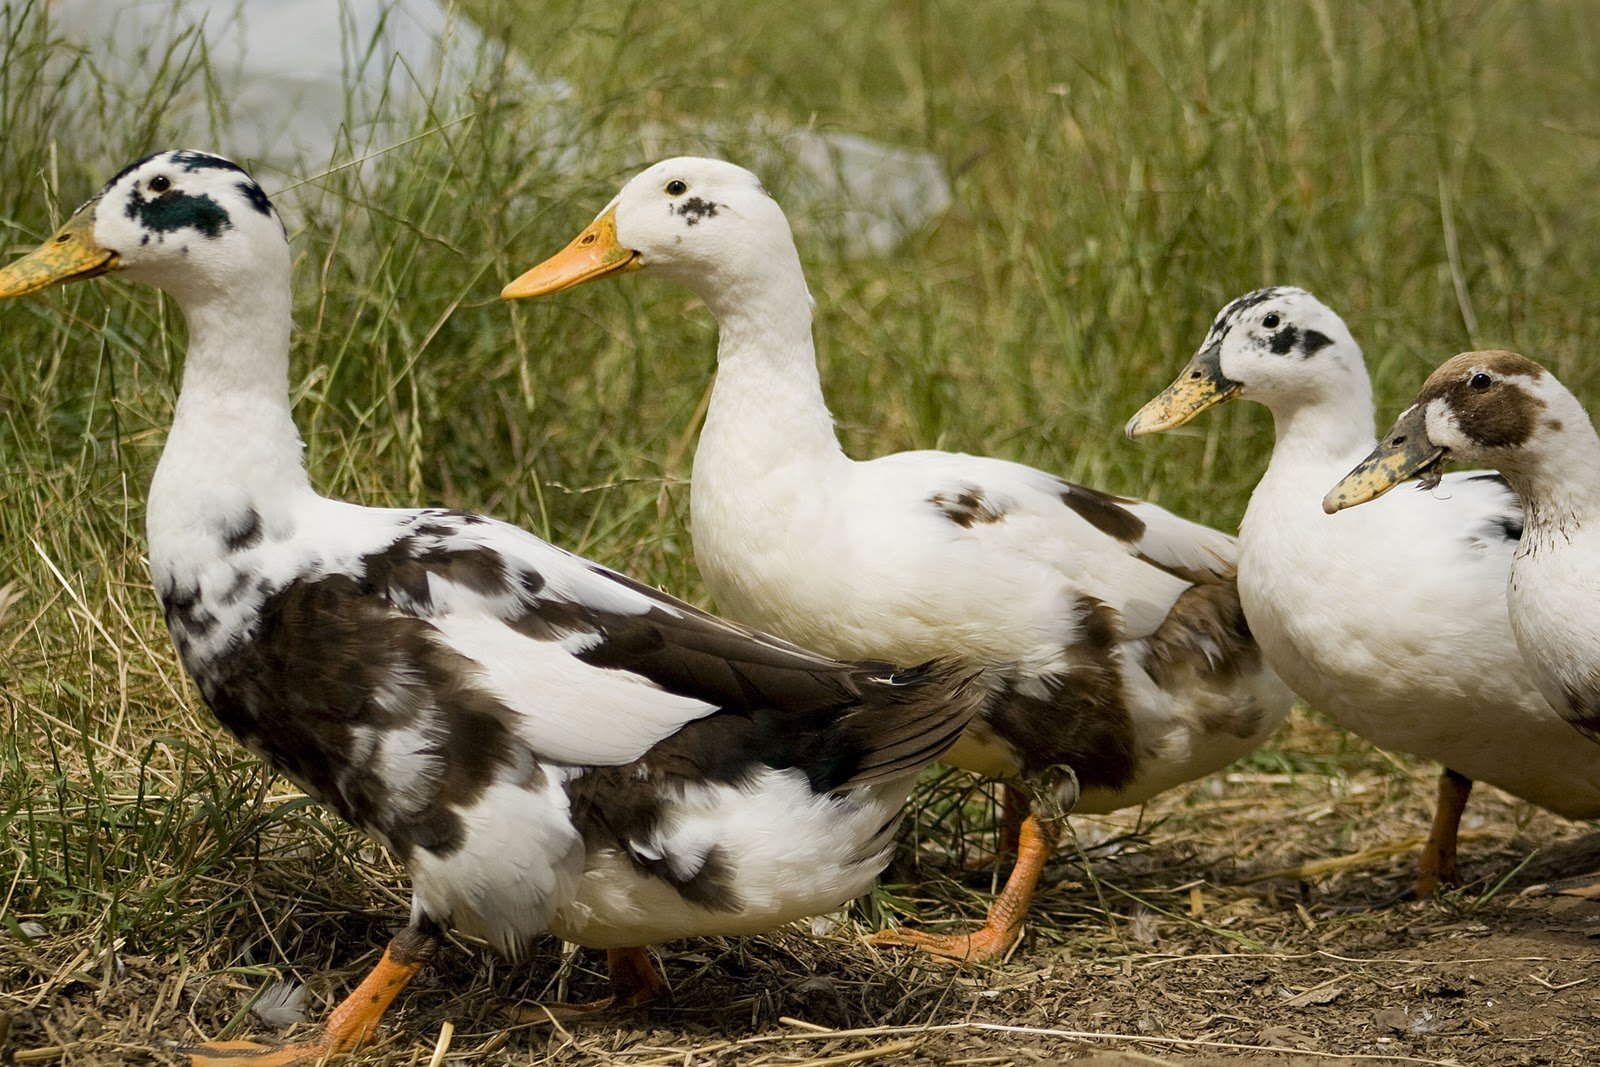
[169,151,248,175]
[1300,329,1333,357]
[673,197,721,225]
[930,487,1006,528]
[1203,287,1295,348]
[127,188,233,239]
[1058,483,1147,543]
[236,180,275,220]
[99,151,165,198]
[1267,325,1299,355]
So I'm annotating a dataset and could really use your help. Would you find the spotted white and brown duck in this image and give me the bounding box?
[1330,353,1600,731]
[1129,291,1600,900]
[0,150,984,1066]
[499,157,1294,963]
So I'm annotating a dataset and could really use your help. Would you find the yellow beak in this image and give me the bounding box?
[1322,406,1445,514]
[501,207,642,300]
[1125,343,1240,438]
[0,207,117,298]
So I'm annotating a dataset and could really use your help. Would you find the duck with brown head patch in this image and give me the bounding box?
[1331,353,1600,754]
[0,151,985,1066]
[502,157,1294,963]
[1130,291,1600,902]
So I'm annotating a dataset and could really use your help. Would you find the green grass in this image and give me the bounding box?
[2,0,1600,1049]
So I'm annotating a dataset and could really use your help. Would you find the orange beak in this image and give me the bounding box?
[501,207,641,300]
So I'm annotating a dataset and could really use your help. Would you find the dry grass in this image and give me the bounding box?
[7,715,1600,1065]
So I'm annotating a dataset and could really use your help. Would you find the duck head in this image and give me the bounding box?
[1126,287,1363,436]
[1324,351,1562,513]
[0,149,285,303]
[501,157,801,305]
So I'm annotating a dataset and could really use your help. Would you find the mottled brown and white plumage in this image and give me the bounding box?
[0,151,982,1065]
[504,157,1293,961]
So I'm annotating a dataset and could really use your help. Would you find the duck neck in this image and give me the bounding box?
[695,256,847,475]
[148,269,309,539]
[1498,399,1600,545]
[1259,373,1378,477]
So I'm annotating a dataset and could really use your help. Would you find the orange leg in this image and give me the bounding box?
[871,809,1060,964]
[1415,768,1473,899]
[996,783,1029,859]
[958,782,1030,872]
[504,945,667,1022]
[184,924,440,1067]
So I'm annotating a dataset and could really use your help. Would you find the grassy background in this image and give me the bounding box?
[3,0,1600,1042]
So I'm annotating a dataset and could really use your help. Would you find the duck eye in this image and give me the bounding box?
[149,175,171,193]
[665,179,688,196]
[1262,313,1281,329]
[1470,372,1492,390]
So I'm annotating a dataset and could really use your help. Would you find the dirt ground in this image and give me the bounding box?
[6,715,1600,1066]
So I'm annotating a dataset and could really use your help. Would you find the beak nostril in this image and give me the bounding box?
[1392,435,1406,446]
[580,234,596,246]
[55,233,70,244]
[1188,370,1201,381]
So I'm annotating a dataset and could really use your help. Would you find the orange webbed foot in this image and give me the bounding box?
[181,924,440,1066]
[873,810,1059,965]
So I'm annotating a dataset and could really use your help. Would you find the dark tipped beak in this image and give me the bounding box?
[1323,406,1446,513]
[1126,342,1241,438]
[0,207,117,298]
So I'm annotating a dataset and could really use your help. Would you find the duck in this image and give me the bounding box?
[1127,289,1600,900]
[1328,352,1600,742]
[0,150,984,1067]
[499,156,1294,963]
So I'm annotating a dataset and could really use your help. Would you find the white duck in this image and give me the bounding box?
[501,156,1293,962]
[0,150,983,1066]
[1128,290,1600,899]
